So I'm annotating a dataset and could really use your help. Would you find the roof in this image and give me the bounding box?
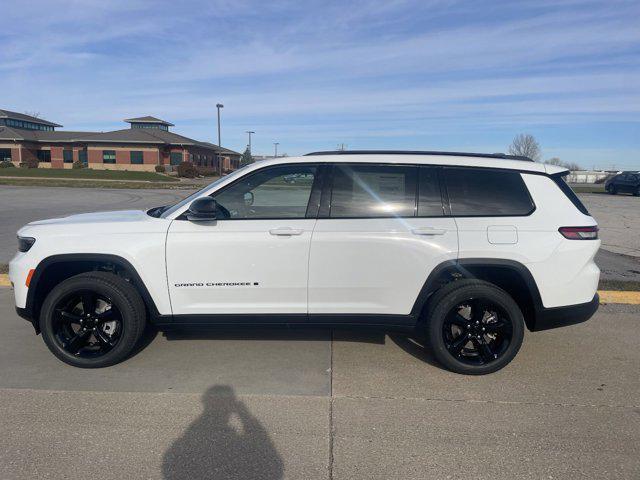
[306,150,533,161]
[0,109,62,127]
[123,116,174,126]
[242,152,554,174]
[0,125,240,156]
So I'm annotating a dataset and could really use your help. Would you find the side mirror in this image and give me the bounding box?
[187,197,218,221]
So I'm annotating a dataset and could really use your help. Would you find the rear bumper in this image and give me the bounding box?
[531,293,599,332]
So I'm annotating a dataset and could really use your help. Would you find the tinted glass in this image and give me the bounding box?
[418,166,444,216]
[0,148,11,162]
[552,174,589,215]
[213,164,317,219]
[330,164,417,218]
[63,150,73,163]
[444,168,534,216]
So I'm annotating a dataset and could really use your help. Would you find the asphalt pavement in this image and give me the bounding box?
[0,288,638,479]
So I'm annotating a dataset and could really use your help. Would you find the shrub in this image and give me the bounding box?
[196,166,218,177]
[177,161,198,178]
[72,160,86,169]
[155,164,166,173]
[19,158,39,169]
[0,161,15,168]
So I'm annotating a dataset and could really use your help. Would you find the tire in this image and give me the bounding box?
[633,186,640,197]
[423,279,525,375]
[39,272,146,368]
[607,184,617,195]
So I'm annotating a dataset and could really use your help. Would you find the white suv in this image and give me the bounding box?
[9,151,600,374]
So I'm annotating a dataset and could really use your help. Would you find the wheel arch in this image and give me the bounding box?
[411,258,543,331]
[25,253,160,332]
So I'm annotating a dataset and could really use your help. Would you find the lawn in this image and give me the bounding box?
[0,167,179,182]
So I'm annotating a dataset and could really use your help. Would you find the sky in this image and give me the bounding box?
[1,0,639,169]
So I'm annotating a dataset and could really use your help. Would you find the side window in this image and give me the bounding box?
[444,168,534,216]
[329,164,417,218]
[418,166,444,216]
[213,164,317,219]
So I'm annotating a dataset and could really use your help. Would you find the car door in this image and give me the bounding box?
[307,163,458,318]
[166,163,320,317]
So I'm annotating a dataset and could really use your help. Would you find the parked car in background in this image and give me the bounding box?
[605,171,640,196]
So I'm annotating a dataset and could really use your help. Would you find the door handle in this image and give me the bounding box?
[269,227,304,236]
[412,227,447,236]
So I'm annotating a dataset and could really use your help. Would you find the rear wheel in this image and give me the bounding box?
[40,272,146,368]
[423,280,524,375]
[607,184,617,194]
[633,186,640,197]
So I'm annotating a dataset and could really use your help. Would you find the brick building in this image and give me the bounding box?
[0,109,241,172]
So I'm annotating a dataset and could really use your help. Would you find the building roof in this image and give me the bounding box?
[0,125,240,156]
[0,109,62,127]
[123,116,174,126]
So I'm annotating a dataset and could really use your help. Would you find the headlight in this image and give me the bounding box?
[17,236,36,252]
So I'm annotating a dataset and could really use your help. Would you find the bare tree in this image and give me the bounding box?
[508,134,541,162]
[544,157,582,171]
[24,111,41,118]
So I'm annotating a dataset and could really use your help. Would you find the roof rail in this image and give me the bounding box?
[304,150,533,162]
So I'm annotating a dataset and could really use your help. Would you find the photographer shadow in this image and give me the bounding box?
[162,385,284,480]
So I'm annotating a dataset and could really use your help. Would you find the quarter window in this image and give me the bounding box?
[213,165,317,219]
[443,168,534,216]
[329,164,417,218]
[103,150,116,164]
[130,151,144,164]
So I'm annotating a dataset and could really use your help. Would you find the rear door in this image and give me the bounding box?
[307,163,458,318]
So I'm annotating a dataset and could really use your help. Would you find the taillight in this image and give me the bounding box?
[558,226,599,240]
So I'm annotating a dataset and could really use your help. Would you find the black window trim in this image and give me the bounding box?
[177,162,324,221]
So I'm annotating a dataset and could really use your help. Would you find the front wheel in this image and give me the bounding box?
[39,272,146,368]
[423,280,525,375]
[607,184,617,194]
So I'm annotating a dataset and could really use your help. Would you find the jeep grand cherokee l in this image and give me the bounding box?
[10,151,600,374]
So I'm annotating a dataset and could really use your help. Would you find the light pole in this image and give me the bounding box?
[274,142,279,158]
[246,131,255,153]
[216,103,223,146]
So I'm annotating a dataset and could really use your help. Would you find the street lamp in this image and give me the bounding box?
[246,131,255,153]
[274,142,279,158]
[216,103,224,146]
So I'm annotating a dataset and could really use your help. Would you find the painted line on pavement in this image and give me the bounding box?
[0,274,638,305]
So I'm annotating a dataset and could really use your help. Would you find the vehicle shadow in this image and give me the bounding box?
[162,385,284,480]
[387,334,443,369]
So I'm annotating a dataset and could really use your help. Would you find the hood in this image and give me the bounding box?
[27,210,151,226]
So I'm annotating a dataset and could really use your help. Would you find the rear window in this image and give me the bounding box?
[552,174,590,215]
[443,167,535,216]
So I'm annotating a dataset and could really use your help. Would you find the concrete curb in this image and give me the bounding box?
[1,274,640,305]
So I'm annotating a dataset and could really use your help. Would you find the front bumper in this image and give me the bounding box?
[531,293,599,332]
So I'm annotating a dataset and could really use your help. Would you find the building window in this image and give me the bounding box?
[103,150,116,164]
[0,148,11,162]
[79,149,88,165]
[170,152,182,166]
[63,149,73,163]
[37,150,51,162]
[130,151,144,164]
[5,119,53,131]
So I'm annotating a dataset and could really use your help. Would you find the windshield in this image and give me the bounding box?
[159,165,252,218]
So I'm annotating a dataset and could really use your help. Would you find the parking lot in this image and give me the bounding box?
[1,185,639,479]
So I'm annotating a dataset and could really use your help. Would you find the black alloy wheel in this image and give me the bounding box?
[442,299,512,366]
[424,279,525,375]
[40,272,146,368]
[52,290,123,358]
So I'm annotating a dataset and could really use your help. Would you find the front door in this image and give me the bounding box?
[166,163,320,316]
[308,164,458,317]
